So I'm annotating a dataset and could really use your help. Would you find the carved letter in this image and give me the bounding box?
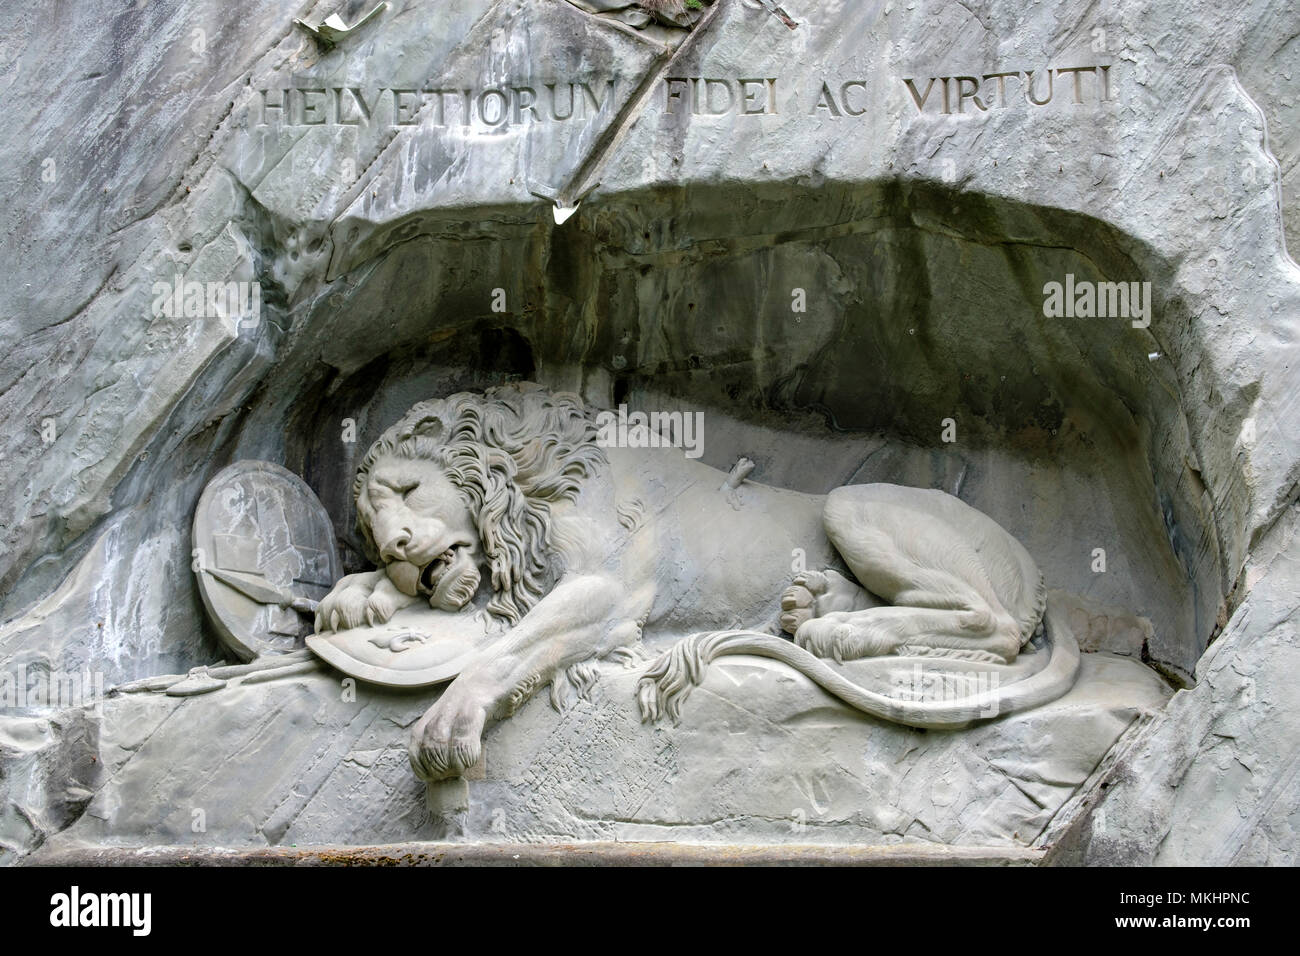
[1024,70,1053,105]
[953,76,986,112]
[580,80,615,116]
[426,89,459,125]
[1056,66,1097,104]
[512,86,538,123]
[478,89,509,126]
[392,89,420,126]
[841,80,869,115]
[334,88,355,125]
[260,88,287,125]
[811,81,842,117]
[664,77,689,114]
[739,78,768,114]
[981,72,1018,108]
[348,86,379,123]
[548,82,575,120]
[704,79,734,115]
[301,88,327,125]
[903,77,937,111]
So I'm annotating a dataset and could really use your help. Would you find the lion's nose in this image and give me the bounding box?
[379,528,413,562]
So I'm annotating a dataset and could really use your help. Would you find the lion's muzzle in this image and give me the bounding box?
[425,546,480,611]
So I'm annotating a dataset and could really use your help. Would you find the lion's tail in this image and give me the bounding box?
[636,601,1080,729]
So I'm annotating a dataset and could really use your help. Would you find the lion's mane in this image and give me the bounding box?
[353,382,606,624]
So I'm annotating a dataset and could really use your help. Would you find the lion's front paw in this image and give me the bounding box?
[361,584,401,627]
[409,698,487,782]
[316,586,367,632]
[314,571,382,632]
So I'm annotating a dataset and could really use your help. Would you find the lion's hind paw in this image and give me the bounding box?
[794,613,901,661]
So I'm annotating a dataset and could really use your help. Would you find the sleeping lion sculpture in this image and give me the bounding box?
[314,383,1079,781]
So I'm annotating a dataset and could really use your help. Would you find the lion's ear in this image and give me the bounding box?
[409,413,444,441]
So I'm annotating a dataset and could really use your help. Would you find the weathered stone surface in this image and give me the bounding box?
[1050,503,1300,865]
[30,642,1165,855]
[0,710,99,866]
[1,0,1298,861]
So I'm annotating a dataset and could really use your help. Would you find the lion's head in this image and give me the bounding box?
[352,383,606,624]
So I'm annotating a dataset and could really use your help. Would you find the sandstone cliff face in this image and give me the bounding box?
[1,0,1298,864]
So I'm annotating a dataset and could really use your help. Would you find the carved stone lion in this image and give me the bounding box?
[316,382,1079,782]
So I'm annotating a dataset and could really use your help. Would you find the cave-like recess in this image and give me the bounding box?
[220,178,1227,687]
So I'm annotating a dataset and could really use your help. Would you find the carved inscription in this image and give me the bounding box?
[809,80,870,116]
[254,65,1118,133]
[658,67,1115,120]
[256,81,617,127]
[903,65,1114,113]
[664,77,779,115]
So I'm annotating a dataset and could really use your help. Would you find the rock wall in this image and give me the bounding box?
[2,0,1298,862]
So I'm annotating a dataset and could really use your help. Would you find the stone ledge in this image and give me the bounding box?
[24,841,1043,867]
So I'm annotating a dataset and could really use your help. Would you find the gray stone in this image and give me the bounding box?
[1,0,1298,862]
[1049,503,1300,865]
[32,638,1166,854]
